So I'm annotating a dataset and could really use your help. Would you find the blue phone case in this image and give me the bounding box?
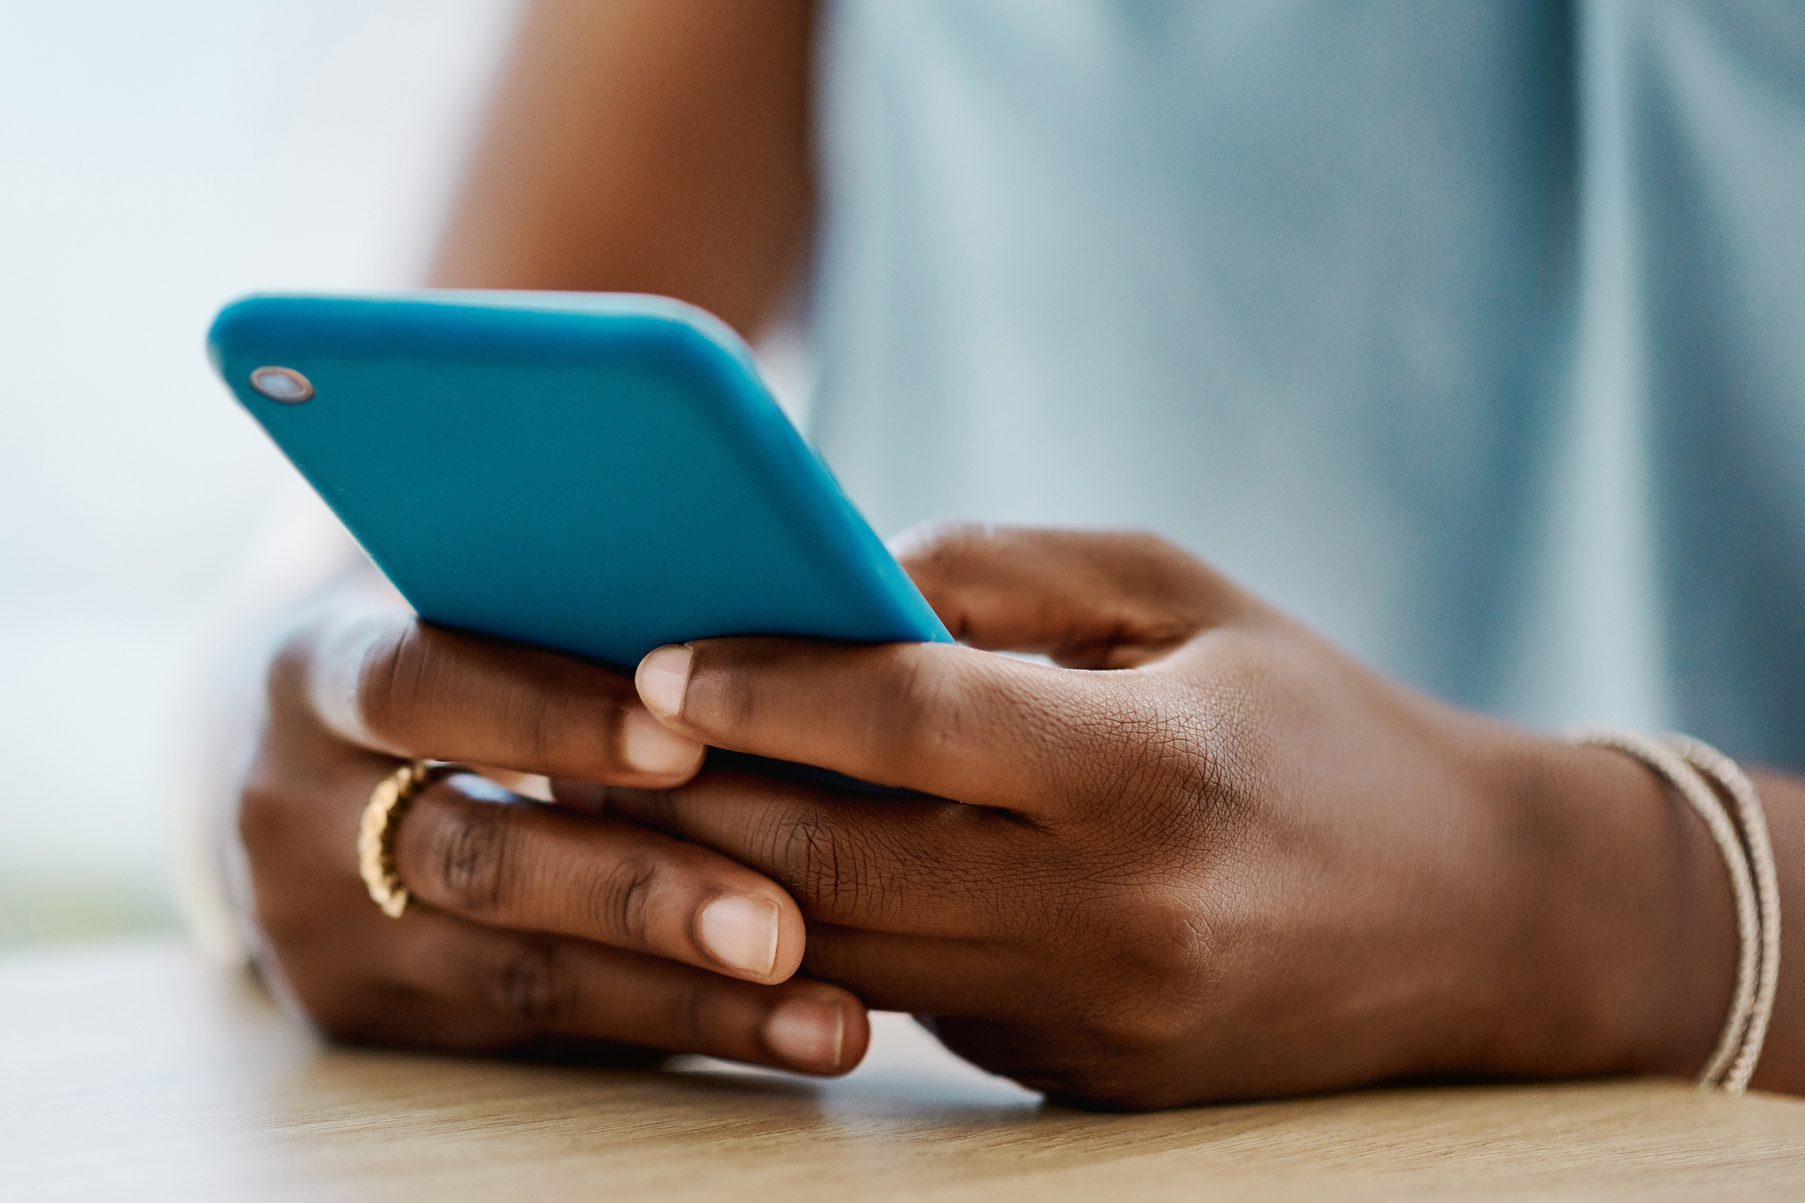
[208,292,951,672]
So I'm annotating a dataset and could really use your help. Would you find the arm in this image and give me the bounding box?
[427,0,816,335]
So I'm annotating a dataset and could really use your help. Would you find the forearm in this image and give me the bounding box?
[426,0,814,338]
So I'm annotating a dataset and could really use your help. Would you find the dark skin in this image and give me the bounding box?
[596,525,1805,1105]
[238,576,863,1072]
[226,0,1805,1104]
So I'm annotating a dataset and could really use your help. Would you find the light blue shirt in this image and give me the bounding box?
[806,0,1805,767]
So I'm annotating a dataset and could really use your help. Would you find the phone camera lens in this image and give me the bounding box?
[250,366,314,403]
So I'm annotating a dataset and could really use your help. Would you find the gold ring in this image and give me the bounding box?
[357,760,456,918]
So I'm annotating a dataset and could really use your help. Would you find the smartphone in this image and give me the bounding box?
[207,291,951,674]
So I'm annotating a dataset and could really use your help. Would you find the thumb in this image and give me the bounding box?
[890,523,1240,667]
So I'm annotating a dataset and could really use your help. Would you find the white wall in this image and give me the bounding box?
[0,0,519,942]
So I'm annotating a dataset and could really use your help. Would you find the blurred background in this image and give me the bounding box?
[0,1,519,944]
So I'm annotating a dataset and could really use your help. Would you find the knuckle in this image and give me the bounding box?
[871,651,965,767]
[495,681,560,767]
[1098,681,1260,846]
[685,649,759,736]
[1083,989,1203,1059]
[493,675,598,772]
[234,779,295,866]
[1114,527,1219,594]
[429,797,514,915]
[1050,891,1213,1057]
[764,809,866,914]
[351,617,433,746]
[893,518,993,576]
[586,855,661,946]
[489,940,571,1028]
[1175,678,1273,832]
[1114,527,1189,565]
[1128,886,1216,974]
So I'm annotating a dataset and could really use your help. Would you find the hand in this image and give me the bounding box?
[586,525,1737,1108]
[229,580,867,1075]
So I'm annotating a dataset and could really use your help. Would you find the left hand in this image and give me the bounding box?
[562,524,1735,1109]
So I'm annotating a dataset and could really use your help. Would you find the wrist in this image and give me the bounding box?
[1471,734,1737,1081]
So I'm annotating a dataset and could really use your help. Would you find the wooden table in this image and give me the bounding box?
[4,940,1802,1200]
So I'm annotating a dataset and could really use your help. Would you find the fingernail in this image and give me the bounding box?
[636,644,693,719]
[621,707,701,775]
[763,996,846,1072]
[697,895,780,978]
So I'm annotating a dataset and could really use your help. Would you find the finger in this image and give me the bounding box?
[388,911,870,1075]
[299,604,705,785]
[566,768,1034,936]
[893,522,1233,666]
[390,771,806,983]
[634,637,1154,813]
[801,923,1025,1018]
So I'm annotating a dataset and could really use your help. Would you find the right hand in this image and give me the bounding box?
[231,584,867,1075]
